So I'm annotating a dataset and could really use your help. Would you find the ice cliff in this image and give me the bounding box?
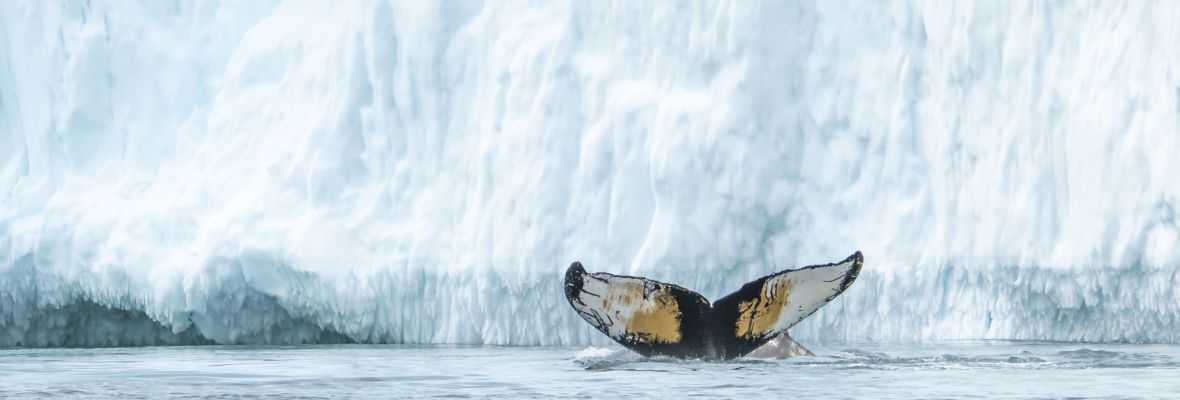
[2,1,1179,347]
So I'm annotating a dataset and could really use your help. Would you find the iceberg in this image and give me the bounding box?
[1,1,1178,347]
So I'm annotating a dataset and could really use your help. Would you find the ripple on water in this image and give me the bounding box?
[1,343,1178,398]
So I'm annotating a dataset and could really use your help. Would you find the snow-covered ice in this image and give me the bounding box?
[1,1,1179,346]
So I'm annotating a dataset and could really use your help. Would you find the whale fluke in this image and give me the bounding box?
[563,252,862,361]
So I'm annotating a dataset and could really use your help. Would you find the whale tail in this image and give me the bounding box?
[563,252,862,361]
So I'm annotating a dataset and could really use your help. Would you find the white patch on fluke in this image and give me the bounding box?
[763,256,861,335]
[573,274,682,344]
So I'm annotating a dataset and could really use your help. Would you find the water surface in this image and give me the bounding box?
[1,342,1177,398]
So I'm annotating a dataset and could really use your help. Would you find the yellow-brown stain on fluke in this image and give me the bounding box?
[735,277,796,339]
[600,281,639,312]
[601,281,682,344]
[626,290,682,343]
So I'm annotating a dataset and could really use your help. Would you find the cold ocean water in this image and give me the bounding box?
[1,342,1177,399]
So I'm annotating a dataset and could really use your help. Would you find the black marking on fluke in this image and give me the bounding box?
[563,252,863,361]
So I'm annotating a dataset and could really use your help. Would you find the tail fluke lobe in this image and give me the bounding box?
[563,263,712,359]
[710,252,863,359]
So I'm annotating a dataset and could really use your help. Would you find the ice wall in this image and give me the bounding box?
[2,0,1179,347]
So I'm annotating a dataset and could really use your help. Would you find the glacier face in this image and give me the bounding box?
[2,0,1179,347]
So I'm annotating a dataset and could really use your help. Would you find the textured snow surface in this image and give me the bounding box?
[2,1,1179,346]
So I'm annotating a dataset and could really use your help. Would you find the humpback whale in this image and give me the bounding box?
[563,252,862,361]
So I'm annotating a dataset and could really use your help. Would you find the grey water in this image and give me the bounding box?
[1,342,1178,399]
